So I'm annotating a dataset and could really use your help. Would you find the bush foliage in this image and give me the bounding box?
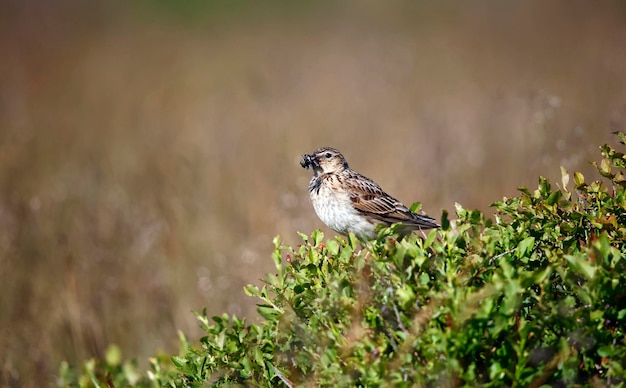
[59,134,626,387]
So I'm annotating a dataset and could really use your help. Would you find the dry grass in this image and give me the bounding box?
[1,1,625,386]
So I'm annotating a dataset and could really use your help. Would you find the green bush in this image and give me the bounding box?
[59,134,626,387]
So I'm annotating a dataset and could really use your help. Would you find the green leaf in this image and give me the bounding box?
[574,171,585,186]
[340,244,354,261]
[326,239,339,256]
[615,130,626,144]
[105,345,122,366]
[500,259,515,280]
[354,252,365,271]
[297,231,309,242]
[565,254,596,280]
[272,235,281,249]
[409,202,423,213]
[241,356,253,374]
[600,158,611,175]
[171,356,186,368]
[257,305,281,320]
[597,346,615,357]
[423,228,437,249]
[244,284,261,297]
[533,266,551,284]
[454,202,465,218]
[254,347,265,366]
[546,190,561,206]
[271,250,282,272]
[440,209,450,230]
[560,166,569,189]
[312,230,324,246]
[516,237,535,258]
[347,232,359,250]
[397,285,416,309]
[593,233,611,260]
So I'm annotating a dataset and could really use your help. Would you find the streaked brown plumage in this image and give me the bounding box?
[301,147,438,238]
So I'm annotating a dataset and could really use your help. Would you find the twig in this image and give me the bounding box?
[392,301,409,333]
[489,249,515,265]
[273,365,294,388]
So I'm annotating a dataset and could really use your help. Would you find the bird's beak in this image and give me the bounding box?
[300,153,316,170]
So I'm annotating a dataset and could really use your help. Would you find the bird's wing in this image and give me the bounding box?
[344,171,439,229]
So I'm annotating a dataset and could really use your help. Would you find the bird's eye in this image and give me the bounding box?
[325,153,332,159]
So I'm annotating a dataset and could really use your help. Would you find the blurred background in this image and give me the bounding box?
[1,0,625,386]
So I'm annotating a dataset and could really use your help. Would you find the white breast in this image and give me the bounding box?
[309,178,377,238]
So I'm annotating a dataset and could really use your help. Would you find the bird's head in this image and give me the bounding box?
[300,147,349,175]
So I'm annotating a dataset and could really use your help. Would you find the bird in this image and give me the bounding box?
[300,146,439,239]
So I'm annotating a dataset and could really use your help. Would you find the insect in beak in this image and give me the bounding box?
[300,154,315,169]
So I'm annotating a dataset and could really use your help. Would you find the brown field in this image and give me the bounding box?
[1,1,625,386]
